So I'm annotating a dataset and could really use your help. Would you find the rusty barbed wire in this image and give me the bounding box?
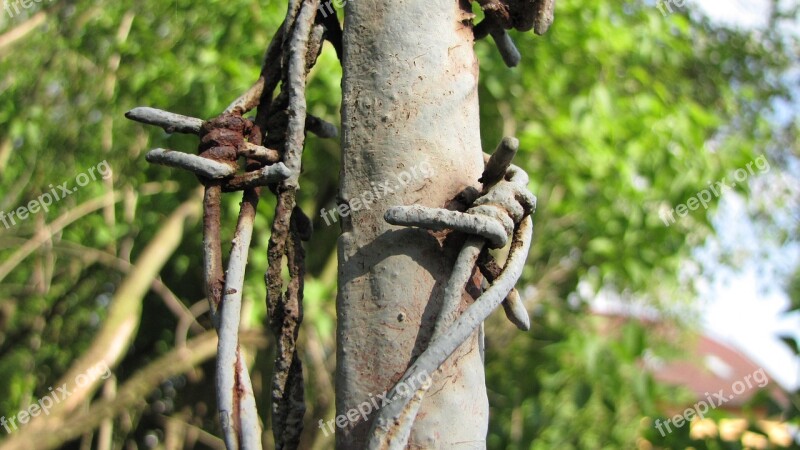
[125,0,341,448]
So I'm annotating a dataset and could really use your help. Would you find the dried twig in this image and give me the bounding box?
[0,193,122,284]
[263,1,321,448]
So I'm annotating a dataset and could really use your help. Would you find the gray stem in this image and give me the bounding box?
[490,30,522,68]
[369,236,486,449]
[433,236,485,340]
[222,163,292,192]
[216,189,263,450]
[281,0,313,188]
[366,217,533,449]
[145,149,236,179]
[125,107,203,134]
[385,205,509,248]
[305,115,338,138]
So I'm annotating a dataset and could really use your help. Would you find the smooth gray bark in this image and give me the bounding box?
[337,1,489,447]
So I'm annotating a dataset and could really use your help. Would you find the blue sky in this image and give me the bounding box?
[692,0,799,390]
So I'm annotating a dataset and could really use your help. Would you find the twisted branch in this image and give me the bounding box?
[263,1,321,448]
[368,137,536,449]
[126,1,337,448]
[367,217,534,449]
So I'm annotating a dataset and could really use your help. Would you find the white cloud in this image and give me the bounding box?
[690,0,772,29]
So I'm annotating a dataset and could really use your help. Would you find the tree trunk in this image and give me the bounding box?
[336,0,489,447]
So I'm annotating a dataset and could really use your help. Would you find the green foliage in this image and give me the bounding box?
[0,0,796,448]
[476,0,798,447]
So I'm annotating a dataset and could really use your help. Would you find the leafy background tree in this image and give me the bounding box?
[0,0,796,448]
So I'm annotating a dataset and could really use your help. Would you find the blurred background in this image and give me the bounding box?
[0,0,797,448]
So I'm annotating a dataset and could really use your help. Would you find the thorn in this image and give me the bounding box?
[491,29,521,67]
[533,0,556,35]
[306,115,338,138]
[145,148,237,179]
[221,163,292,192]
[501,288,530,331]
[473,17,521,68]
[125,107,203,135]
[480,136,519,188]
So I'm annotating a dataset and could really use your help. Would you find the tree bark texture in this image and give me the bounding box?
[337,0,489,447]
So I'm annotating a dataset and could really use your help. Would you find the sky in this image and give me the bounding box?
[697,192,799,390]
[593,0,800,391]
[690,0,800,390]
[690,0,773,29]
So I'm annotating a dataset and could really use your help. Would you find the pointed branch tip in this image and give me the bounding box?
[125,107,203,135]
[145,148,237,179]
